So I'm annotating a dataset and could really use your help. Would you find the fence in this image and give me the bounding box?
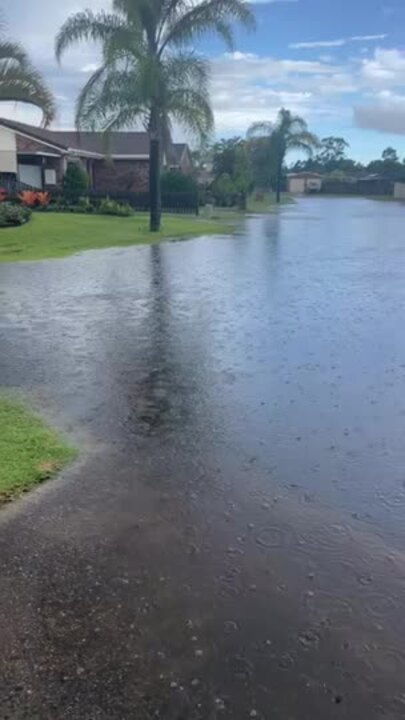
[0,176,199,214]
[321,179,394,197]
[88,190,199,214]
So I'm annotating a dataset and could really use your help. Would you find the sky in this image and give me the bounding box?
[2,0,405,161]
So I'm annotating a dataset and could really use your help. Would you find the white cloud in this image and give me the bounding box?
[360,48,405,84]
[80,63,100,73]
[354,92,405,135]
[290,34,387,49]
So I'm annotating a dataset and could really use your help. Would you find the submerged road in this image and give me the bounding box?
[0,198,405,718]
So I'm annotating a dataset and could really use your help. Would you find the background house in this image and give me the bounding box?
[287,172,323,194]
[0,119,192,192]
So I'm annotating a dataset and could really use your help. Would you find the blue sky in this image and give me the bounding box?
[3,0,405,161]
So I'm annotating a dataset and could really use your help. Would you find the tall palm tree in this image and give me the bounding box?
[0,18,55,125]
[56,0,255,231]
[248,108,318,203]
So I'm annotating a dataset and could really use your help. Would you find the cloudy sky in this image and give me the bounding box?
[2,0,405,160]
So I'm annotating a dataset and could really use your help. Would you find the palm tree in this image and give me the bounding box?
[248,108,318,203]
[0,18,55,125]
[56,0,255,232]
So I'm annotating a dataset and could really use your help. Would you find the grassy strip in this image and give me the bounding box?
[0,212,236,263]
[0,397,76,503]
[201,192,294,221]
[247,192,294,213]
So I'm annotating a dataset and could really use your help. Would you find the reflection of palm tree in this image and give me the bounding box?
[56,0,254,232]
[0,16,55,124]
[248,109,318,203]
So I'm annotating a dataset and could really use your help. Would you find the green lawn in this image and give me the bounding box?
[0,211,236,263]
[0,397,76,503]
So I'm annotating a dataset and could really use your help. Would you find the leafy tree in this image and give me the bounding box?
[248,109,319,203]
[63,162,89,202]
[248,135,275,189]
[161,169,197,194]
[317,136,349,166]
[382,147,399,163]
[56,0,255,232]
[367,146,404,179]
[212,137,251,208]
[0,16,55,125]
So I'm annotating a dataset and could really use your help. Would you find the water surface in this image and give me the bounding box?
[0,198,404,718]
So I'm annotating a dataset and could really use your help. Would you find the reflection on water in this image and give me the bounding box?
[1,198,405,718]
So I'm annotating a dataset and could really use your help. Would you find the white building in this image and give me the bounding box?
[287,172,323,195]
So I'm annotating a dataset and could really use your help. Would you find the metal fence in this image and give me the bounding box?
[88,190,199,214]
[321,179,394,196]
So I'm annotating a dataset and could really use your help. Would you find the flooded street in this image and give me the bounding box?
[1,197,405,718]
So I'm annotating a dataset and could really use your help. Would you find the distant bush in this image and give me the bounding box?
[63,163,89,202]
[0,202,31,227]
[161,170,197,194]
[98,197,134,217]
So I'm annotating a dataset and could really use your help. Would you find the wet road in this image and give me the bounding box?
[1,197,405,719]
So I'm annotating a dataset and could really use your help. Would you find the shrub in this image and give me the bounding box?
[18,190,38,207]
[18,191,50,208]
[0,187,7,203]
[161,170,198,194]
[98,197,134,216]
[0,202,31,227]
[36,192,50,207]
[63,162,89,202]
[77,196,95,213]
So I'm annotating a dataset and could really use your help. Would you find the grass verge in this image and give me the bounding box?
[202,192,294,221]
[0,212,236,263]
[247,192,294,213]
[0,397,76,503]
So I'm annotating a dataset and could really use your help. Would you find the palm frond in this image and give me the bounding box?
[160,0,255,53]
[247,121,273,139]
[164,52,210,89]
[0,63,55,125]
[167,87,214,140]
[0,40,29,66]
[55,10,126,62]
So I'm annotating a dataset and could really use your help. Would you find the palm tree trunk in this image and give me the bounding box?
[276,160,282,204]
[149,109,161,232]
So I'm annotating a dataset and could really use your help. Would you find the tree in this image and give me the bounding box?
[317,136,349,166]
[56,0,255,232]
[63,162,89,202]
[247,109,318,203]
[211,137,251,208]
[0,17,55,125]
[382,147,399,163]
[367,146,403,179]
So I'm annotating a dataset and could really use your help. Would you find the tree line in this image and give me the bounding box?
[202,125,405,209]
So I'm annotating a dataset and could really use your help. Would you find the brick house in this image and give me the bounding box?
[0,118,193,192]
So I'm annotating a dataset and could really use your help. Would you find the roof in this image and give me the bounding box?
[0,118,151,157]
[287,172,323,178]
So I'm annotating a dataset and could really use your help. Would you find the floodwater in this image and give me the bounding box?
[0,197,405,718]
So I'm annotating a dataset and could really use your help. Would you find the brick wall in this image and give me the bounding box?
[92,159,149,192]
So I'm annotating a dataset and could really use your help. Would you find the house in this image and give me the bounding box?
[0,118,192,192]
[287,172,323,194]
[394,181,405,200]
[168,143,194,174]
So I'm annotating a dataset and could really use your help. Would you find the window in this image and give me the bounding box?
[44,168,57,185]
